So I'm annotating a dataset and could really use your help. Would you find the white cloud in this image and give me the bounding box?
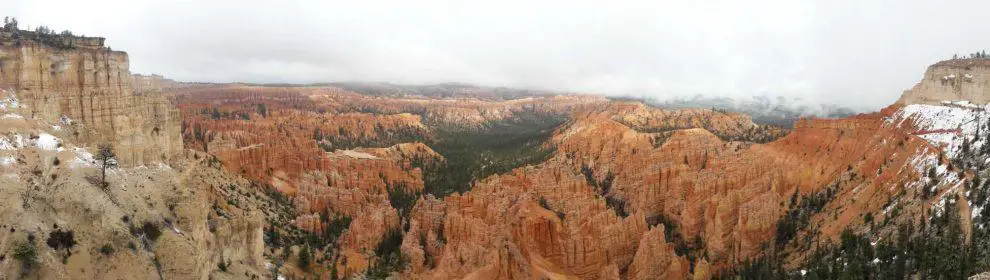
[3,0,990,109]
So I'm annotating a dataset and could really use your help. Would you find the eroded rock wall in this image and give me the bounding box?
[897,59,990,105]
[0,38,181,166]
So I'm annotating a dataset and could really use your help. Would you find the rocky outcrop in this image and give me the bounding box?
[897,59,990,105]
[0,91,266,279]
[0,33,182,166]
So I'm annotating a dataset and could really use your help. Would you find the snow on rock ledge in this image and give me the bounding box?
[887,103,989,159]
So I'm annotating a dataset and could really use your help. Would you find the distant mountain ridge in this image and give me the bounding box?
[644,95,860,128]
[328,82,561,101]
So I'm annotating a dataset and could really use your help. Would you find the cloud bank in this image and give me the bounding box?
[5,0,990,108]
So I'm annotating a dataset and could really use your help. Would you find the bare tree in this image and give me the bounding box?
[95,144,117,188]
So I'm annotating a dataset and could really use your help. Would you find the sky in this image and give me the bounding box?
[4,0,990,109]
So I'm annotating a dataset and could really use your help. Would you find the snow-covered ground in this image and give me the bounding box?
[0,90,21,110]
[0,89,93,170]
[888,102,990,220]
[888,103,989,160]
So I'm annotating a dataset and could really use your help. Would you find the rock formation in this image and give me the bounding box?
[166,79,952,279]
[156,52,989,278]
[897,59,990,105]
[0,29,266,280]
[0,31,182,166]
[0,88,267,279]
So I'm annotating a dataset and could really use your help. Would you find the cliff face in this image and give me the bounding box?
[0,88,267,279]
[897,59,990,105]
[0,31,269,279]
[0,37,182,166]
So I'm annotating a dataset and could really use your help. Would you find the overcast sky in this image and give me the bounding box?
[4,0,990,109]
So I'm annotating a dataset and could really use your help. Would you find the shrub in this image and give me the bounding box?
[538,197,552,210]
[218,259,229,272]
[298,246,311,271]
[132,221,162,241]
[46,229,76,262]
[12,239,37,269]
[100,244,114,255]
[605,197,629,217]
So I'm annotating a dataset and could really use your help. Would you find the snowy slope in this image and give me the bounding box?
[888,102,990,222]
[888,102,989,160]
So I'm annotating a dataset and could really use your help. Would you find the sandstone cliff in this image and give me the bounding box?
[897,59,990,105]
[0,33,182,166]
[0,88,266,279]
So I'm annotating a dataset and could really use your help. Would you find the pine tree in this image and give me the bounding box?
[297,245,311,271]
[96,144,117,188]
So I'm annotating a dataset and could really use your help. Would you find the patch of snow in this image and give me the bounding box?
[0,137,13,150]
[35,133,59,151]
[2,113,23,119]
[872,258,880,264]
[882,200,899,215]
[13,135,25,148]
[0,94,20,110]
[801,270,807,276]
[889,103,989,160]
[70,147,96,168]
[0,156,14,166]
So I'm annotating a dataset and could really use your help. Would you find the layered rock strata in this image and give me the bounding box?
[0,34,181,166]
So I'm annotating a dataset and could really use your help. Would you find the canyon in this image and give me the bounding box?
[2,24,990,280]
[168,62,990,279]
